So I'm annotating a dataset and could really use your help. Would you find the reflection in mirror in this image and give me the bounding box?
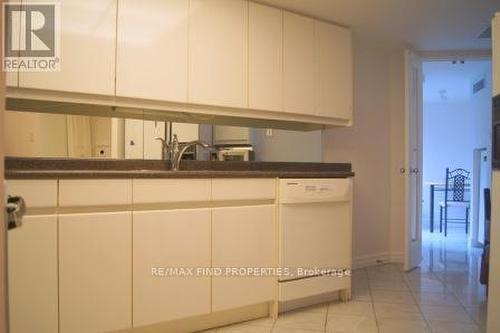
[4,110,323,162]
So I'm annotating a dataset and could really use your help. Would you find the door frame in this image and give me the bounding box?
[1,0,8,330]
[404,50,493,271]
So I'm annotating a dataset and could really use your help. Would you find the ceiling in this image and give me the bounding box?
[256,0,500,51]
[423,60,491,102]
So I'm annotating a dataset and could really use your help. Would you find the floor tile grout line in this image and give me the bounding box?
[424,245,485,330]
[401,268,434,332]
[323,299,329,332]
[365,267,381,333]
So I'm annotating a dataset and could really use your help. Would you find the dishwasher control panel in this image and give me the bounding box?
[279,178,352,204]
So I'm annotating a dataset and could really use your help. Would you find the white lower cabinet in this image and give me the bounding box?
[212,205,275,311]
[59,212,132,333]
[133,209,212,326]
[7,177,280,331]
[8,215,58,333]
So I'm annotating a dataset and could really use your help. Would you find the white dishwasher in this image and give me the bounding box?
[278,178,352,305]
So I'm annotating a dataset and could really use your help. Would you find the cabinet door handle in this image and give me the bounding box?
[6,195,26,230]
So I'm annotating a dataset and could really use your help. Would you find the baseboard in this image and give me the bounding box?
[389,252,404,263]
[353,251,404,269]
[116,302,271,333]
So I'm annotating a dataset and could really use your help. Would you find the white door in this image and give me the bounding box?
[1,41,7,332]
[404,50,423,271]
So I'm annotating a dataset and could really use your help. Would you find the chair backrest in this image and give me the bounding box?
[444,167,470,202]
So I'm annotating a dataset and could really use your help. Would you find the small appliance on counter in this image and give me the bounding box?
[212,144,254,161]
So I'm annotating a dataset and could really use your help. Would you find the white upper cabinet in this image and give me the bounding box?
[248,2,283,112]
[494,13,500,97]
[315,21,353,120]
[116,0,188,102]
[19,0,116,95]
[9,0,353,126]
[283,12,316,116]
[189,0,248,108]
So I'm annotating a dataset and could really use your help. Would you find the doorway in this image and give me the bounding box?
[421,59,492,247]
[410,58,492,330]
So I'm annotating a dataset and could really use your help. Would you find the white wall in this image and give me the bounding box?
[4,112,68,157]
[421,62,492,223]
[324,36,405,266]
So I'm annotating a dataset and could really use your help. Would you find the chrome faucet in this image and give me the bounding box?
[155,134,211,171]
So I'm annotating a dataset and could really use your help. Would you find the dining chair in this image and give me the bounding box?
[439,168,470,236]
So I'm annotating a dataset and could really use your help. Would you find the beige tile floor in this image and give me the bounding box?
[200,226,487,333]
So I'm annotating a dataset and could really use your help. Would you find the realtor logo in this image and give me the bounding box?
[3,2,60,72]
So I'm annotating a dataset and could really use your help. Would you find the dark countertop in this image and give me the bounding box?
[5,157,354,179]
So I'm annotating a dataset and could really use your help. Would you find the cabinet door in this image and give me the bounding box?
[283,12,315,116]
[213,125,249,144]
[133,209,211,326]
[143,120,166,160]
[316,21,353,120]
[189,0,248,108]
[5,0,20,87]
[212,205,275,311]
[116,0,188,102]
[171,123,199,142]
[125,119,144,159]
[248,2,282,112]
[20,0,117,95]
[59,212,131,333]
[8,215,58,333]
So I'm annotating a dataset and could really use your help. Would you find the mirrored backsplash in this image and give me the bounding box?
[4,110,324,162]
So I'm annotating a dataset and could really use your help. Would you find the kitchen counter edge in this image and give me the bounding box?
[5,158,354,179]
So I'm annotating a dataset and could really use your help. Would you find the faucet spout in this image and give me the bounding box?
[158,134,210,171]
[172,140,211,171]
